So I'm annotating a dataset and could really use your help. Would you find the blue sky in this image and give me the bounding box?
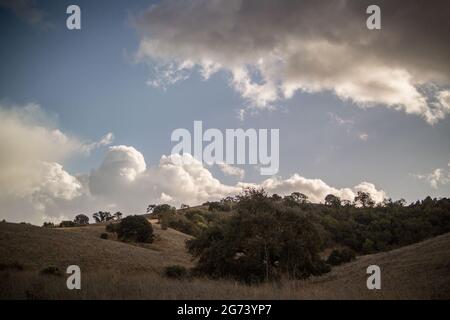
[1,0,449,223]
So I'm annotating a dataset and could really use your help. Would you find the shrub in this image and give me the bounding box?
[152,204,176,219]
[187,188,330,283]
[160,212,170,230]
[164,265,188,279]
[42,222,55,228]
[326,248,356,266]
[105,223,119,233]
[59,221,77,228]
[117,215,154,243]
[168,216,202,237]
[100,233,108,239]
[40,266,62,276]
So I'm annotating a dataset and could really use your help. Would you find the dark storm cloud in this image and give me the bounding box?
[135,0,450,123]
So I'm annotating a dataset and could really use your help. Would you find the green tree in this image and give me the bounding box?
[113,211,123,221]
[187,188,329,283]
[92,211,112,223]
[354,191,375,208]
[117,215,154,243]
[74,214,89,225]
[324,194,341,207]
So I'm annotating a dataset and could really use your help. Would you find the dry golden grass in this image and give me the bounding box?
[1,221,449,299]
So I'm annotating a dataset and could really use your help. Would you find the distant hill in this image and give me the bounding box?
[0,221,449,299]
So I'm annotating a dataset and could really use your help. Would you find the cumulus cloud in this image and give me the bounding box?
[412,167,450,189]
[0,104,81,198]
[216,162,245,179]
[134,0,450,123]
[0,104,117,223]
[0,141,386,224]
[238,174,385,204]
[0,103,386,224]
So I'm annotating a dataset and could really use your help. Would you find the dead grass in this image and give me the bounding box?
[1,222,449,299]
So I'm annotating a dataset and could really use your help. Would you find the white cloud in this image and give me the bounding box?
[0,104,81,197]
[0,103,387,223]
[412,168,450,189]
[238,174,385,204]
[216,162,245,179]
[31,162,82,211]
[134,0,450,124]
[328,113,354,129]
[0,142,387,224]
[82,132,114,154]
[358,133,369,141]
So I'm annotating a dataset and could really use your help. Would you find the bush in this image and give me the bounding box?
[160,212,171,230]
[100,233,108,239]
[59,221,77,228]
[117,215,154,243]
[164,265,188,279]
[326,248,356,266]
[42,222,55,228]
[105,223,119,233]
[187,188,330,283]
[40,266,62,276]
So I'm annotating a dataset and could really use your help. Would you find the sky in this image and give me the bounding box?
[0,0,449,224]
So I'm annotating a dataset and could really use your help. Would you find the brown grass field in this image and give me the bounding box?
[1,220,449,299]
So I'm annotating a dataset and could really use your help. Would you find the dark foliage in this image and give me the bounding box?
[186,189,450,284]
[100,233,108,239]
[40,266,62,276]
[59,220,77,228]
[164,265,188,279]
[117,215,154,243]
[165,209,223,237]
[105,222,119,233]
[92,211,113,223]
[326,248,356,266]
[42,222,55,228]
[312,196,450,254]
[74,214,89,225]
[187,188,330,283]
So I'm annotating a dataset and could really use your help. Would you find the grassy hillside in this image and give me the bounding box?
[0,221,193,273]
[1,221,449,299]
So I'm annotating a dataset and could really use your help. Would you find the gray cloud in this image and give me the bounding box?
[134,0,450,123]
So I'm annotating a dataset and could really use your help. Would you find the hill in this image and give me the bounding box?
[1,221,449,299]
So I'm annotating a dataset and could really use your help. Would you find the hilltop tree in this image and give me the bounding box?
[324,194,341,208]
[42,222,55,228]
[354,191,375,208]
[117,215,154,243]
[74,214,89,225]
[114,212,123,221]
[283,192,308,207]
[93,211,113,223]
[271,194,282,201]
[292,192,308,204]
[187,188,330,283]
[146,204,156,215]
[152,204,176,219]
